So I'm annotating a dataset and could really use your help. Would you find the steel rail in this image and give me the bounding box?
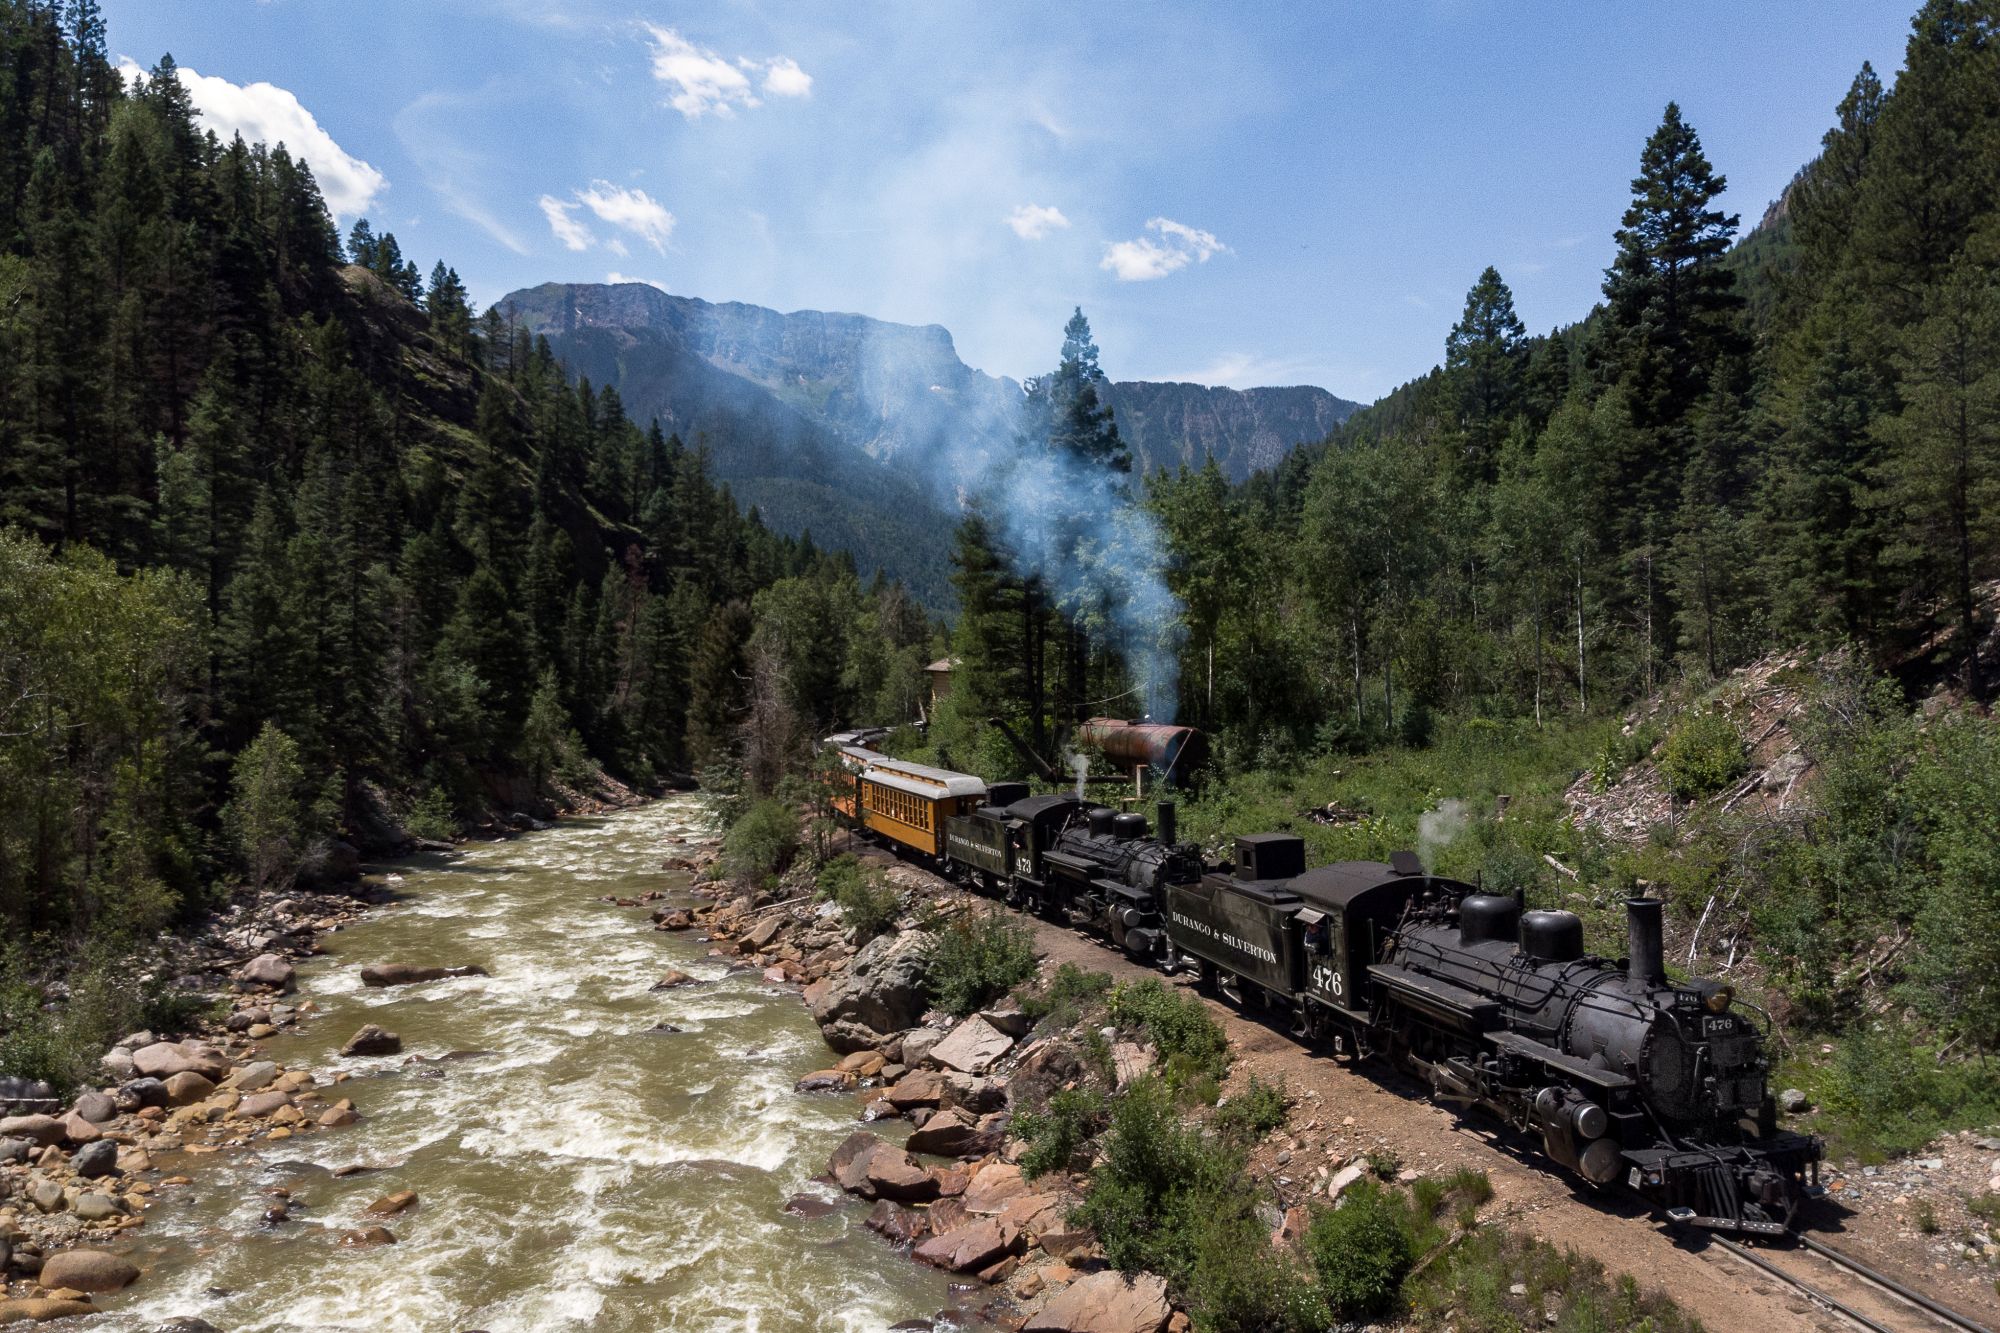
[1798,1236,1994,1333]
[1714,1236,1896,1333]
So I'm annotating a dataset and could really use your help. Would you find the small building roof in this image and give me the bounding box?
[924,657,961,673]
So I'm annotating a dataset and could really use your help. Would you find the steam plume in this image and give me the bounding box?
[1417,798,1470,871]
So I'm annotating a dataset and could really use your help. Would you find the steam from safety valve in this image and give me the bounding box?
[1417,797,1470,872]
[1069,750,1089,801]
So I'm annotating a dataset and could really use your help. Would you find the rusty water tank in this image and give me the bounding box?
[1073,718,1208,777]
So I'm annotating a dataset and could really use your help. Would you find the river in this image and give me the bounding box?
[91,796,959,1332]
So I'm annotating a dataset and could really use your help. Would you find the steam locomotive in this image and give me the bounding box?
[826,744,1823,1235]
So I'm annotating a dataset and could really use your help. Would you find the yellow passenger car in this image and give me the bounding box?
[831,747,988,858]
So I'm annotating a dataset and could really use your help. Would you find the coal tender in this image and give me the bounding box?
[942,795,1203,959]
[1157,837,1822,1234]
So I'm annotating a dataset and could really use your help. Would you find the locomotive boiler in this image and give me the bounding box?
[1155,840,1821,1234]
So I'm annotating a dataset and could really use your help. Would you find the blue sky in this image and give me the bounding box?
[102,1,1915,402]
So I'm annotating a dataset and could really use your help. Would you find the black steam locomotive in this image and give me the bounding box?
[830,746,1823,1234]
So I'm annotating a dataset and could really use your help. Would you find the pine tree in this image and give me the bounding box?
[1444,266,1528,480]
[1033,308,1130,471]
[1601,103,1745,434]
[1875,259,2000,697]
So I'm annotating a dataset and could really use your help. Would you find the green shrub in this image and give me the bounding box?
[1108,977,1230,1083]
[223,722,306,890]
[0,944,222,1095]
[1819,1028,2000,1160]
[1215,1074,1288,1141]
[1015,1086,1106,1179]
[926,909,1038,1016]
[720,798,800,886]
[815,853,900,940]
[1305,1181,1416,1320]
[1366,1147,1403,1179]
[1659,710,1746,800]
[1021,962,1114,1029]
[405,786,457,842]
[1969,1193,2000,1225]
[1072,1077,1250,1284]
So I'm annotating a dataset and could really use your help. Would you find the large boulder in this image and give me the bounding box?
[71,1139,119,1179]
[808,931,933,1035]
[929,1015,1014,1075]
[1024,1271,1172,1333]
[905,1105,1003,1159]
[341,1025,402,1057]
[883,1069,947,1111]
[962,1162,1030,1215]
[131,1041,228,1082]
[0,1299,100,1323]
[71,1091,117,1124]
[163,1071,216,1106]
[913,1217,1017,1273]
[0,1115,63,1147]
[236,953,296,992]
[38,1248,140,1293]
[826,1131,937,1202]
[359,963,488,988]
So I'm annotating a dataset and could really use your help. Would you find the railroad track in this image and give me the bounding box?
[1714,1233,1994,1333]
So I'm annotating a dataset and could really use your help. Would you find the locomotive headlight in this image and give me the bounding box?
[1705,986,1735,1014]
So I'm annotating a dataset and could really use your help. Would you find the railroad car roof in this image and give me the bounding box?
[855,755,987,798]
[1288,860,1472,909]
[1005,794,1081,821]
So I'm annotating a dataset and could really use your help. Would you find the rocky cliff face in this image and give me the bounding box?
[495,282,1361,605]
[1104,381,1359,479]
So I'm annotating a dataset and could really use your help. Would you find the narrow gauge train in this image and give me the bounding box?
[826,744,1822,1235]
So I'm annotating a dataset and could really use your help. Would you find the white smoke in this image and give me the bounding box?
[1068,750,1089,800]
[1417,798,1470,871]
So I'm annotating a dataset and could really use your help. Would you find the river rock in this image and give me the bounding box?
[236,953,296,992]
[122,1078,168,1109]
[71,1140,118,1180]
[154,1317,223,1332]
[653,909,693,931]
[359,963,489,987]
[1778,1087,1810,1114]
[225,1007,271,1033]
[901,1028,946,1068]
[884,1069,947,1111]
[228,1061,280,1094]
[73,1192,122,1222]
[56,1111,100,1145]
[365,1189,419,1216]
[865,1199,931,1245]
[100,1045,138,1080]
[942,1073,1007,1114]
[38,1248,138,1293]
[0,1116,63,1148]
[237,1091,293,1118]
[906,1105,1002,1159]
[930,1016,1014,1075]
[72,1091,117,1124]
[29,1177,64,1213]
[0,1299,100,1323]
[0,1137,30,1164]
[163,1072,216,1106]
[963,1163,1030,1215]
[1024,1271,1172,1333]
[819,1020,891,1055]
[337,1226,396,1248]
[131,1041,228,1081]
[914,1217,1016,1273]
[808,931,933,1036]
[742,916,784,952]
[341,1025,402,1057]
[649,970,695,990]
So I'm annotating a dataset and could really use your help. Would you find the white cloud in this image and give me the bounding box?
[119,57,384,218]
[1101,216,1229,281]
[642,24,809,119]
[538,194,595,251]
[1006,203,1070,241]
[576,181,675,252]
[761,57,813,99]
[607,272,668,292]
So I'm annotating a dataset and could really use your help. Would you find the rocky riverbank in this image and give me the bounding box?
[643,836,1187,1333]
[0,784,644,1325]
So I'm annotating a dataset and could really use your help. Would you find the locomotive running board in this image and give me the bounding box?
[1490,1031,1636,1092]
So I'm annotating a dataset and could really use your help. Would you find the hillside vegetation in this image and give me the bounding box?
[0,3,936,955]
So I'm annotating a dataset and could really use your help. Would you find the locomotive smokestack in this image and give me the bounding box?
[1157,800,1177,846]
[1625,896,1665,990]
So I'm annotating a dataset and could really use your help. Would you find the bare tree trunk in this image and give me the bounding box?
[1533,588,1544,729]
[1575,558,1587,715]
[1351,609,1363,729]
